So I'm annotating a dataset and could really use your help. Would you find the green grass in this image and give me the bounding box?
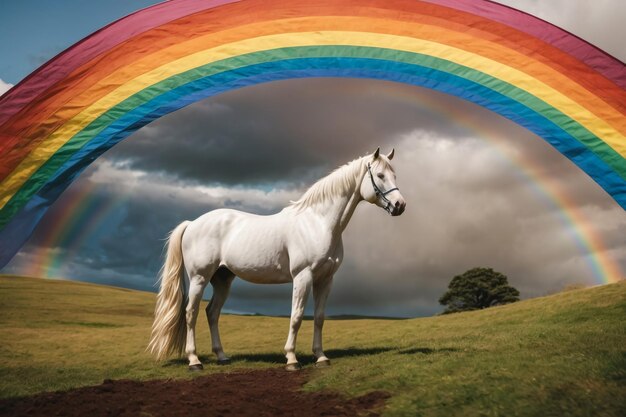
[0,275,624,416]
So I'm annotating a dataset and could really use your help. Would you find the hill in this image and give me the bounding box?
[0,275,624,416]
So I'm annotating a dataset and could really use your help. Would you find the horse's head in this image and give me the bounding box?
[360,148,406,216]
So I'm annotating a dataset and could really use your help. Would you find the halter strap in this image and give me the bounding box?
[367,163,399,214]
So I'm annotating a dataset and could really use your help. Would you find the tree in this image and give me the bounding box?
[439,267,519,314]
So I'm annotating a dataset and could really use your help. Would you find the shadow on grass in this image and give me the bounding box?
[398,347,459,355]
[163,346,459,367]
[231,346,396,365]
[234,315,408,321]
[163,346,396,367]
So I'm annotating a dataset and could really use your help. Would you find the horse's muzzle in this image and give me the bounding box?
[389,200,406,216]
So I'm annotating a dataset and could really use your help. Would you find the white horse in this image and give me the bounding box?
[148,148,406,370]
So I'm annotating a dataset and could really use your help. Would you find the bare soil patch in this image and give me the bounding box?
[0,368,389,417]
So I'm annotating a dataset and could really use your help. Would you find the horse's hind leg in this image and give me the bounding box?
[185,274,210,370]
[206,268,235,364]
[284,268,313,370]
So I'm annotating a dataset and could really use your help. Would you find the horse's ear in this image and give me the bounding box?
[373,147,380,159]
[387,148,395,160]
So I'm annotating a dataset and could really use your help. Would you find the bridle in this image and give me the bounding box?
[367,163,399,215]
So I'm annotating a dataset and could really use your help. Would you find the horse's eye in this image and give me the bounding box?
[377,173,384,179]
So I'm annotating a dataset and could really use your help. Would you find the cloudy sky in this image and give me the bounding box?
[1,1,625,317]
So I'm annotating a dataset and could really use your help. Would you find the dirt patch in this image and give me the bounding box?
[0,368,390,417]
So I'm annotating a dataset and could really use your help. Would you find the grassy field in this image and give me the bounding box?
[0,274,624,416]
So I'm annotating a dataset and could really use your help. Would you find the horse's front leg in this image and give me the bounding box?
[284,268,313,371]
[312,275,333,367]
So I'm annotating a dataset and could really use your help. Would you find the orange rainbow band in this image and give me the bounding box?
[0,0,624,270]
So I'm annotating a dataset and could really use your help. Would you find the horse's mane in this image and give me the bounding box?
[290,155,391,210]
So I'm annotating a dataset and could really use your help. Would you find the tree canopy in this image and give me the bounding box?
[439,267,520,314]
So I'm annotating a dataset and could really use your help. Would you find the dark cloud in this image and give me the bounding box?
[105,79,488,186]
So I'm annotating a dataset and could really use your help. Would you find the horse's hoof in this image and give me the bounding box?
[285,362,302,372]
[217,358,231,366]
[315,359,331,368]
[188,363,204,372]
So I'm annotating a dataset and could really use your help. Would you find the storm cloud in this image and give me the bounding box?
[104,80,485,186]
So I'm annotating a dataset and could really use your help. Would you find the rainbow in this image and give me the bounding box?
[385,86,623,284]
[0,0,625,271]
[20,179,131,279]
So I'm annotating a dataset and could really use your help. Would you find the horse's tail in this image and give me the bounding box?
[148,220,191,360]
